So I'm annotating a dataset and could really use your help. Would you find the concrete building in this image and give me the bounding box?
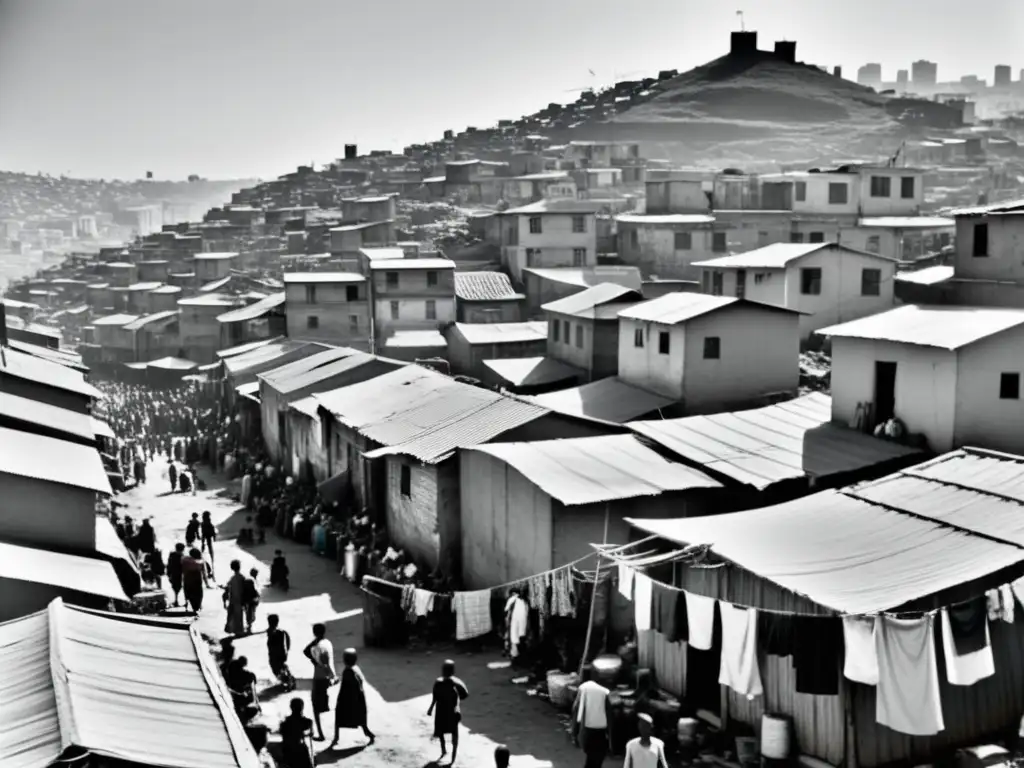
[818,304,1024,454]
[757,165,926,218]
[192,252,238,286]
[124,311,181,362]
[542,283,643,381]
[453,272,525,323]
[499,172,577,207]
[329,222,395,262]
[615,213,720,280]
[943,200,1024,307]
[617,293,801,413]
[995,64,1012,87]
[501,199,600,282]
[912,60,937,86]
[693,242,897,339]
[283,273,369,350]
[217,292,287,351]
[91,314,139,364]
[522,266,643,317]
[368,257,456,349]
[177,293,241,364]
[857,63,882,85]
[445,322,548,379]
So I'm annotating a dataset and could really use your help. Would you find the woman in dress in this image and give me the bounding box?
[331,648,376,748]
[223,559,247,636]
[427,659,469,764]
[181,547,205,614]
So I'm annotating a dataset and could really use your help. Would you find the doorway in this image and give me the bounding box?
[874,361,897,425]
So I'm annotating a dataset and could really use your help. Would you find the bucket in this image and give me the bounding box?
[547,670,579,710]
[761,713,793,760]
[591,654,623,686]
[677,717,699,748]
[736,736,759,766]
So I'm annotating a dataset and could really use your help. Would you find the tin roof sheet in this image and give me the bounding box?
[358,247,406,262]
[858,216,955,229]
[523,267,643,292]
[541,283,642,317]
[147,357,198,371]
[615,214,716,225]
[454,272,522,301]
[0,347,102,399]
[124,310,179,331]
[893,265,954,285]
[816,304,1024,349]
[258,347,357,390]
[0,425,111,494]
[216,336,285,360]
[222,340,324,376]
[468,434,720,505]
[383,330,447,348]
[178,293,239,307]
[0,391,97,442]
[630,393,923,490]
[454,321,547,345]
[527,377,675,424]
[8,340,87,372]
[92,313,139,326]
[0,543,126,602]
[482,356,581,387]
[216,292,285,323]
[369,258,455,271]
[281,272,365,284]
[504,199,601,215]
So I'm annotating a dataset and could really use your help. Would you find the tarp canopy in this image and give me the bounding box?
[1,599,260,768]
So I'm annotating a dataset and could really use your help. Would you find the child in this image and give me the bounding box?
[266,613,296,691]
[270,550,290,591]
[185,513,200,548]
[243,567,261,633]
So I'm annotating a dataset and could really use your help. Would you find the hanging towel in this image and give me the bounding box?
[527,574,549,613]
[1012,577,1024,611]
[551,568,575,617]
[505,595,530,658]
[842,615,879,686]
[940,608,994,686]
[633,574,653,632]
[757,611,795,657]
[413,588,435,618]
[453,590,493,641]
[685,592,716,651]
[1000,585,1015,624]
[875,614,944,736]
[793,616,843,695]
[652,582,687,643]
[987,589,1004,622]
[718,602,763,698]
[618,563,635,600]
[948,597,988,655]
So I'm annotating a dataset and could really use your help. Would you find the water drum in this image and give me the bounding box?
[761,713,793,760]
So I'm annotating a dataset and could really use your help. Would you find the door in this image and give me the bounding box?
[874,361,897,425]
[735,269,747,299]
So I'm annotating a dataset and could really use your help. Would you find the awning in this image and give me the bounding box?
[92,418,116,439]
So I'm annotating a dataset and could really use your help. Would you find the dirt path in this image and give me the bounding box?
[119,459,581,768]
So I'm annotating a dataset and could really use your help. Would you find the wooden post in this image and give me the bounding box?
[578,502,610,674]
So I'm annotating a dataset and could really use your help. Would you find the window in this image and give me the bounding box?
[828,183,848,205]
[346,284,359,302]
[790,232,805,243]
[900,176,915,199]
[572,215,586,233]
[552,321,560,342]
[866,235,881,253]
[795,181,807,201]
[711,270,724,296]
[658,331,670,355]
[861,268,882,296]
[427,271,438,287]
[870,176,891,197]
[630,229,639,249]
[808,231,825,243]
[400,464,411,497]
[735,269,746,299]
[426,300,436,320]
[754,272,766,284]
[633,327,644,348]
[389,301,399,320]
[573,247,587,266]
[1000,373,1020,400]
[712,232,727,253]
[674,231,692,250]
[529,216,542,234]
[349,315,359,333]
[304,285,317,304]
[703,336,721,359]
[800,267,822,295]
[306,315,319,329]
[562,320,570,342]
[973,223,989,257]
[385,271,398,287]
[575,324,583,348]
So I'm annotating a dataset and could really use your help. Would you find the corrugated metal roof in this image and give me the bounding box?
[0,391,97,441]
[893,265,954,286]
[92,418,115,439]
[330,220,395,233]
[816,304,1024,349]
[236,381,260,397]
[527,377,674,424]
[8,340,87,372]
[194,251,239,260]
[468,434,720,505]
[369,258,454,271]
[198,276,233,293]
[482,356,581,387]
[178,292,238,307]
[281,272,365,284]
[222,340,320,376]
[364,396,548,463]
[691,243,826,269]
[454,321,547,345]
[630,392,923,490]
[0,425,111,494]
[858,216,955,229]
[523,267,643,292]
[948,197,1024,216]
[92,313,139,326]
[619,293,798,324]
[504,199,601,215]
[258,347,356,390]
[124,310,179,331]
[0,347,102,400]
[216,292,285,323]
[289,395,320,419]
[541,283,642,317]
[275,352,391,396]
[627,484,1024,615]
[216,336,284,359]
[383,330,447,348]
[127,281,163,292]
[1,599,259,768]
[0,542,126,601]
[147,357,198,371]
[615,214,715,225]
[151,285,182,294]
[454,272,522,301]
[358,247,406,262]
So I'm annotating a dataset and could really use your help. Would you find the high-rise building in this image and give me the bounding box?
[857,63,882,85]
[896,69,909,88]
[994,65,1012,86]
[911,60,938,86]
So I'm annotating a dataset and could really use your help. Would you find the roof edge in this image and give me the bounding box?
[47,599,80,754]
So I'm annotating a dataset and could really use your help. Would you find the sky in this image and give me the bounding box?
[1,0,1021,181]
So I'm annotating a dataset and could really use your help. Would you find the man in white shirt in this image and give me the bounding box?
[303,623,337,742]
[623,713,667,768]
[573,665,610,768]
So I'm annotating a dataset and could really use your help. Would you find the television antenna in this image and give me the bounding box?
[736,10,745,31]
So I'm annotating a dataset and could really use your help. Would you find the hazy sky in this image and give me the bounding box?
[1,0,1020,181]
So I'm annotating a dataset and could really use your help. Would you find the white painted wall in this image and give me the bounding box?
[829,337,958,452]
[954,214,1024,281]
[954,327,1024,453]
[856,170,924,217]
[617,317,687,399]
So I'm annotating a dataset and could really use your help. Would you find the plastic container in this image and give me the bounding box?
[761,713,793,760]
[547,670,579,710]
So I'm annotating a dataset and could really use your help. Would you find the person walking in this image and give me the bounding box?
[181,548,205,615]
[167,460,178,493]
[167,543,185,607]
[185,513,200,549]
[266,614,296,691]
[223,560,247,636]
[243,567,261,634]
[573,665,611,768]
[331,648,375,748]
[201,511,217,567]
[279,698,315,768]
[623,713,667,768]
[303,623,337,742]
[428,660,469,765]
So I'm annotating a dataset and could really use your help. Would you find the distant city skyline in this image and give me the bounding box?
[1,0,1022,181]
